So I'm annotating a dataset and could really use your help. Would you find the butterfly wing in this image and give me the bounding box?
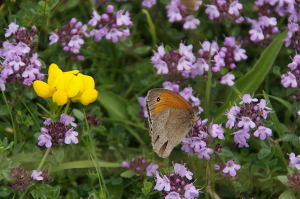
[151,107,195,157]
[146,88,197,158]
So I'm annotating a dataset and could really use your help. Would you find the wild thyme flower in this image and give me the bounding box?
[196,38,247,86]
[222,160,241,177]
[166,0,202,30]
[225,94,273,148]
[205,0,243,23]
[142,0,157,8]
[285,23,300,50]
[154,163,202,199]
[0,22,44,90]
[287,173,300,192]
[181,118,224,160]
[246,16,278,45]
[48,18,87,59]
[88,5,133,43]
[6,166,33,191]
[288,153,300,171]
[281,54,300,89]
[38,114,78,148]
[151,43,196,76]
[122,156,159,176]
[31,169,53,183]
[86,114,101,126]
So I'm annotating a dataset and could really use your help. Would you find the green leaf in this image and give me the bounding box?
[120,170,135,178]
[13,142,25,154]
[51,161,121,172]
[215,30,288,122]
[97,88,129,120]
[0,186,13,197]
[279,134,298,141]
[277,175,288,185]
[263,91,285,138]
[278,190,296,199]
[141,181,153,194]
[265,94,292,113]
[72,109,84,121]
[258,148,271,159]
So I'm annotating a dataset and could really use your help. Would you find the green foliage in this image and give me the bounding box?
[1,0,300,198]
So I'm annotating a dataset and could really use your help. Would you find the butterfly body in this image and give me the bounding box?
[146,88,198,158]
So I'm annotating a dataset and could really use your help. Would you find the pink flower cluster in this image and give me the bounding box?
[225,94,273,148]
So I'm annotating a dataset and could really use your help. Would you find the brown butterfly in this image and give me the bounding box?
[146,88,198,158]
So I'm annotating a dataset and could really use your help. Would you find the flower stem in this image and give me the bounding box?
[2,91,17,152]
[37,147,51,170]
[204,44,213,121]
[64,100,71,114]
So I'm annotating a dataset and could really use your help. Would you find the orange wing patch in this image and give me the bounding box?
[151,90,193,118]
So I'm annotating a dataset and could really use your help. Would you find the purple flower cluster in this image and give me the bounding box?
[205,0,243,23]
[246,16,278,44]
[49,18,87,60]
[138,81,202,119]
[48,5,133,59]
[6,166,52,191]
[288,153,300,171]
[251,0,300,45]
[154,163,201,199]
[225,94,273,148]
[0,22,44,91]
[151,39,247,86]
[122,156,158,177]
[214,160,241,177]
[255,0,300,23]
[285,23,300,50]
[166,0,202,30]
[281,54,300,88]
[88,5,133,43]
[142,0,157,8]
[38,114,78,148]
[181,118,224,160]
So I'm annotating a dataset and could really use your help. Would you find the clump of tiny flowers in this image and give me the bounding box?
[122,156,158,177]
[138,81,202,119]
[197,38,247,86]
[254,0,300,23]
[38,113,78,148]
[181,118,224,160]
[154,163,202,199]
[205,0,243,23]
[151,43,198,77]
[225,94,273,148]
[49,18,87,60]
[215,160,241,177]
[281,54,300,89]
[88,5,133,43]
[288,153,300,171]
[6,166,52,191]
[287,153,300,192]
[166,0,202,30]
[0,22,44,91]
[142,0,156,8]
[285,22,300,50]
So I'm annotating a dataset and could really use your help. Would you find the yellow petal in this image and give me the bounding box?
[78,89,98,105]
[56,73,81,97]
[48,64,63,90]
[33,80,54,98]
[78,74,95,93]
[52,90,68,106]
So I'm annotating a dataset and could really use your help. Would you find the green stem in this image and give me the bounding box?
[291,114,299,134]
[204,45,213,120]
[37,147,51,170]
[2,91,17,152]
[64,101,71,114]
[85,111,110,197]
[19,97,41,129]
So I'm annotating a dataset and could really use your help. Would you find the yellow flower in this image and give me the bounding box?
[33,63,97,106]
[72,73,98,105]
